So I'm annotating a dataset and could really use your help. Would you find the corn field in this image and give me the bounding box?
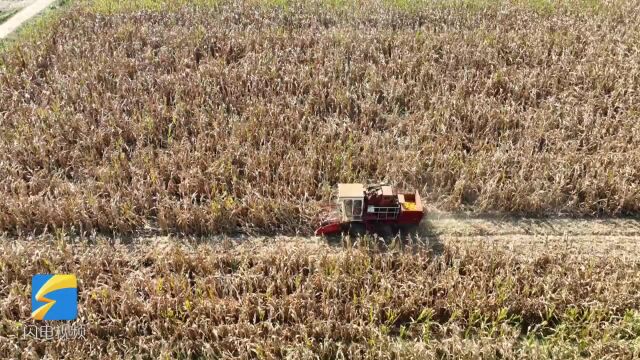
[1,1,640,358]
[1,0,640,235]
[0,236,638,359]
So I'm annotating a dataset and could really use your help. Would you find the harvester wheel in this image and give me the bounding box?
[347,223,366,238]
[398,224,419,239]
[379,224,394,240]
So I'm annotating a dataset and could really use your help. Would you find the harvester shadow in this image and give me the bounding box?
[418,219,445,255]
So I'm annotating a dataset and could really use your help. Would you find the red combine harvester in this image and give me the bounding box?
[315,183,424,237]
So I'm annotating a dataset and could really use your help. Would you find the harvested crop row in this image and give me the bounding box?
[1,0,640,235]
[1,237,639,359]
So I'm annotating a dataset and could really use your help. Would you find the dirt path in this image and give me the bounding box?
[0,0,55,39]
[408,214,640,258]
[0,0,33,12]
[278,214,640,258]
[2,215,637,261]
[141,214,640,259]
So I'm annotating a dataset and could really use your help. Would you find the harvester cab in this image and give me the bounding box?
[337,183,365,222]
[315,183,424,237]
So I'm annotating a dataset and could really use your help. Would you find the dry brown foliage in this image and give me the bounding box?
[0,237,639,359]
[1,0,640,236]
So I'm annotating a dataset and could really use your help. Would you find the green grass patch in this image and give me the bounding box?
[0,9,19,25]
[87,0,612,15]
[379,0,609,15]
[89,0,221,14]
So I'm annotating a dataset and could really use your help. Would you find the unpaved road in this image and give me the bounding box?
[140,213,640,260]
[333,214,639,258]
[418,214,640,258]
[0,0,33,12]
[0,0,55,39]
[3,214,638,260]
